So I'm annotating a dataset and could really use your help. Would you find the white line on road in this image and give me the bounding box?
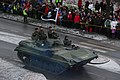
[74,44,107,53]
[93,49,107,53]
[0,31,25,38]
[0,31,28,45]
[80,42,116,51]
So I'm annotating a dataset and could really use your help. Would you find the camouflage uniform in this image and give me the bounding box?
[63,36,72,46]
[48,28,59,39]
[48,29,53,38]
[52,31,59,39]
[38,30,47,40]
[31,28,39,41]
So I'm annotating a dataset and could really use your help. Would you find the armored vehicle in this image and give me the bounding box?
[15,39,98,74]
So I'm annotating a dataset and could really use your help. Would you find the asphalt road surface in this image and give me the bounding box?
[0,18,120,80]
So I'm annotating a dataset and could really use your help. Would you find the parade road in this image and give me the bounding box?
[0,18,120,80]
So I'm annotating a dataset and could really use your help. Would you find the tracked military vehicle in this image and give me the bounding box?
[15,39,98,74]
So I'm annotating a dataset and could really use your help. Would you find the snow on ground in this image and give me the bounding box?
[102,40,120,48]
[0,31,27,45]
[88,57,120,74]
[83,34,108,41]
[0,58,47,80]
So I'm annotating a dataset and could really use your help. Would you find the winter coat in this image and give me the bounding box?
[67,13,73,22]
[100,2,106,11]
[45,6,49,14]
[78,0,82,7]
[25,1,30,10]
[95,3,100,11]
[85,1,89,8]
[74,15,80,23]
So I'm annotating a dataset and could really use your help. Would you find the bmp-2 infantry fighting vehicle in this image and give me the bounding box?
[15,38,98,74]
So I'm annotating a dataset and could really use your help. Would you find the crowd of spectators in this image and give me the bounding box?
[0,0,120,39]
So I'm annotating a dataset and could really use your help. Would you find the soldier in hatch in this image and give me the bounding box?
[31,27,39,41]
[63,36,72,46]
[48,26,59,39]
[38,26,47,41]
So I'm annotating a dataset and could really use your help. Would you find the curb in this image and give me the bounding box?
[0,13,108,41]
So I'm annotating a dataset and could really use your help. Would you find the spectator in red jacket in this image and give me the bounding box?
[74,12,81,29]
[45,4,49,14]
[74,12,80,23]
[78,0,82,11]
[24,0,30,11]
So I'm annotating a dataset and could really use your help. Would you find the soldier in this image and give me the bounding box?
[23,8,28,23]
[52,30,59,39]
[31,27,39,41]
[48,26,59,39]
[63,36,72,46]
[38,26,47,40]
